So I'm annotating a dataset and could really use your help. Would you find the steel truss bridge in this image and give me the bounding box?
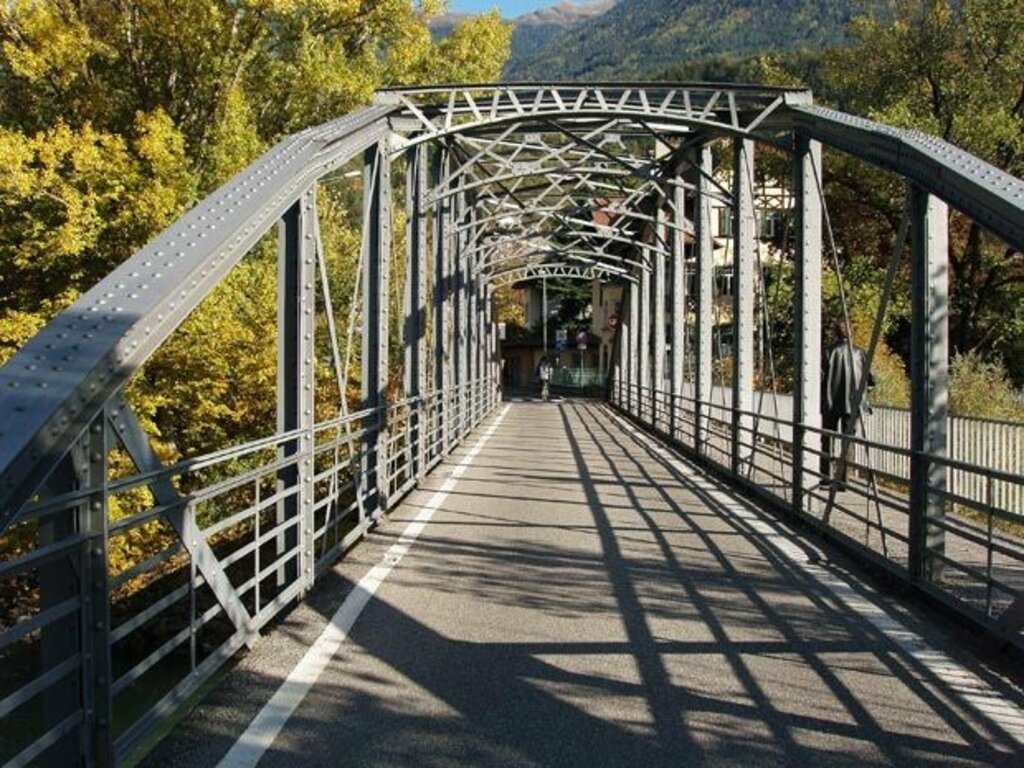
[1,83,1023,767]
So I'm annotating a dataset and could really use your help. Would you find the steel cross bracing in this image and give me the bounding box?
[1,82,1023,768]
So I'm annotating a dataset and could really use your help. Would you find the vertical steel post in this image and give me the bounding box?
[455,193,469,437]
[466,222,478,419]
[732,138,756,473]
[628,271,640,414]
[542,277,548,360]
[693,144,714,455]
[405,144,428,480]
[793,136,822,512]
[477,279,487,417]
[639,249,651,421]
[653,212,667,430]
[485,283,495,409]
[614,284,622,409]
[433,148,452,458]
[909,184,949,580]
[277,189,315,586]
[362,141,391,518]
[671,178,687,439]
[491,285,500,407]
[80,414,112,767]
[38,459,80,768]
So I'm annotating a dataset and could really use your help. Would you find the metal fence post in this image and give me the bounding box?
[732,138,756,473]
[362,140,391,519]
[909,183,949,580]
[793,135,822,513]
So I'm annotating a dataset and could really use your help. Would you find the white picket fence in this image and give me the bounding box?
[865,406,1024,516]
[673,384,1024,516]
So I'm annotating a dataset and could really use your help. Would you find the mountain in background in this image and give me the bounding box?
[504,0,873,80]
[430,2,615,71]
[510,1,617,68]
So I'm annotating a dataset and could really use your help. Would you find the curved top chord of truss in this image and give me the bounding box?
[0,81,1022,532]
[789,105,1024,248]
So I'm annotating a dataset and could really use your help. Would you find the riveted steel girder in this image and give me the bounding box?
[793,136,823,511]
[909,185,949,581]
[362,140,391,516]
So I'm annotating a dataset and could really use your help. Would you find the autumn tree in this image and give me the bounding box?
[0,1,512,456]
[823,0,1024,373]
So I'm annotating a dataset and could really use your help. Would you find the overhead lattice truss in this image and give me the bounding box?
[382,83,812,287]
[0,83,1022,768]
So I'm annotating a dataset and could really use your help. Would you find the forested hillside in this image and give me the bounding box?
[508,1,615,66]
[432,2,613,74]
[505,0,874,79]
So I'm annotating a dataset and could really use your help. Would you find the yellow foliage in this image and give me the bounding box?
[427,11,512,84]
[0,290,78,365]
[0,1,514,589]
[494,286,527,327]
[204,85,266,187]
[1,0,111,87]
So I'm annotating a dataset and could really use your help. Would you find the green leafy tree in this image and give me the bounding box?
[822,0,1024,375]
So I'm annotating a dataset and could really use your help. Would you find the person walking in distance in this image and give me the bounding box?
[821,320,875,487]
[536,356,553,402]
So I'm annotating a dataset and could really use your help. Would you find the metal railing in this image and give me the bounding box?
[610,380,1024,651]
[0,376,500,768]
[645,386,1024,516]
[551,368,608,391]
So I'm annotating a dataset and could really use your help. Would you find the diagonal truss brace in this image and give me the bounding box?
[108,396,259,648]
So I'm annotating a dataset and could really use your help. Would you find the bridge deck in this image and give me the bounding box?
[147,400,1022,768]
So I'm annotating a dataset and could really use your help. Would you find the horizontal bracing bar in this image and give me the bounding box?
[378,84,809,143]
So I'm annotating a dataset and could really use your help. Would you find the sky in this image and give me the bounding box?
[449,1,576,17]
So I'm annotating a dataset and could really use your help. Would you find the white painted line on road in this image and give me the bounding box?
[605,407,1024,748]
[217,404,513,768]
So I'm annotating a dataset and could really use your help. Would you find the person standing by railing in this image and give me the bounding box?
[821,320,875,487]
[537,356,553,402]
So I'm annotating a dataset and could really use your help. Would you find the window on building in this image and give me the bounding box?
[717,208,733,238]
[758,210,787,242]
[716,267,734,297]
